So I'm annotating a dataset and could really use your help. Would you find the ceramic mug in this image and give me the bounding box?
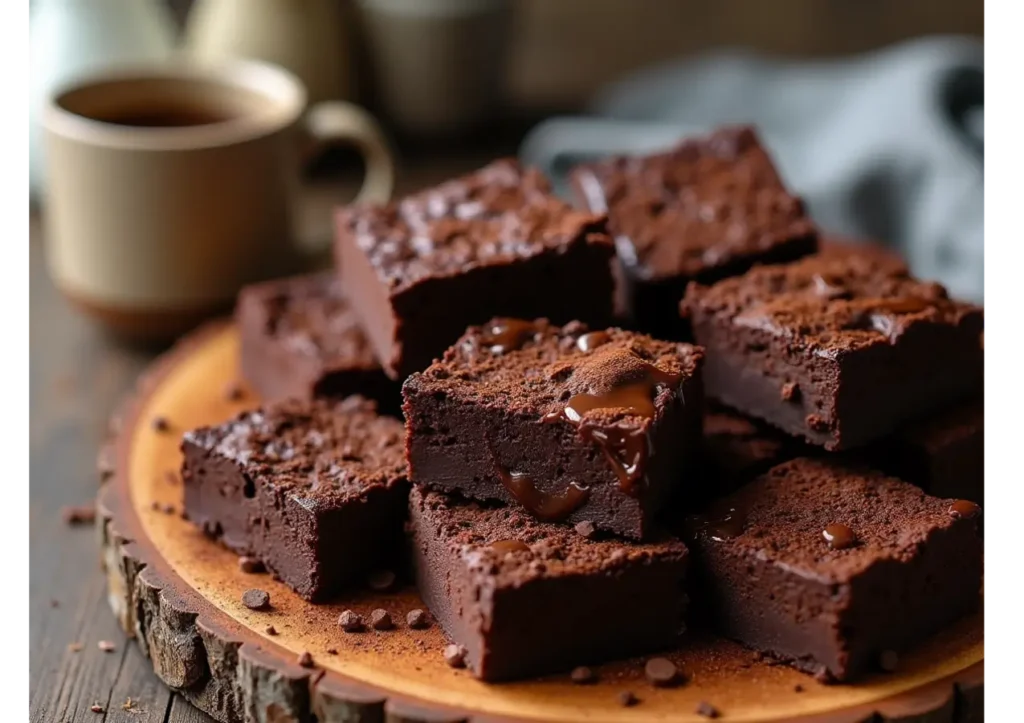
[42,59,394,342]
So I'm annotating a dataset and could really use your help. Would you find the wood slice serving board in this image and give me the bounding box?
[97,322,984,723]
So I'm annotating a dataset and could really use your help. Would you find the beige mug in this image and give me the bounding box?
[42,59,394,342]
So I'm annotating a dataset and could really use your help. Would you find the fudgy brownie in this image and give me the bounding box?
[182,397,409,602]
[682,253,984,450]
[402,319,705,540]
[570,126,818,337]
[683,457,983,682]
[409,487,689,681]
[335,159,616,379]
[701,404,798,494]
[237,272,399,411]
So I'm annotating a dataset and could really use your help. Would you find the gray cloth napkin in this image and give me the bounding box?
[520,36,984,302]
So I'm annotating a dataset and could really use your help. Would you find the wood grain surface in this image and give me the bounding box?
[97,322,984,723]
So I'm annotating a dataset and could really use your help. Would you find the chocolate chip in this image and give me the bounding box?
[780,382,799,401]
[443,644,467,668]
[879,649,899,673]
[370,609,393,631]
[617,691,639,707]
[62,505,96,526]
[367,569,397,592]
[224,381,245,401]
[406,609,430,629]
[239,556,265,574]
[298,651,314,668]
[574,520,596,539]
[151,415,171,433]
[98,640,116,653]
[242,589,270,610]
[90,703,105,713]
[644,657,679,687]
[265,625,277,636]
[696,701,720,718]
[338,610,364,632]
[570,666,596,684]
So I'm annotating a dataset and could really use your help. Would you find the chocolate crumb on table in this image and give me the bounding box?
[403,319,704,539]
[409,487,688,682]
[61,504,96,526]
[683,253,983,450]
[443,644,467,669]
[696,701,721,719]
[406,609,430,629]
[297,651,315,668]
[571,126,818,338]
[644,657,680,687]
[570,666,596,684]
[334,158,616,379]
[339,610,364,633]
[241,589,270,610]
[181,396,409,602]
[236,272,400,411]
[682,457,983,682]
[370,609,394,630]
[98,640,116,653]
[617,691,640,707]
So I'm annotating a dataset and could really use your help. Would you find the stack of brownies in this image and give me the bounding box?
[181,126,984,686]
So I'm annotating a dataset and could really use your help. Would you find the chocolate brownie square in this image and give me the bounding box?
[701,403,799,494]
[570,126,818,337]
[237,272,399,411]
[335,159,616,379]
[182,397,409,601]
[682,253,983,450]
[409,487,689,682]
[683,457,982,682]
[402,319,705,540]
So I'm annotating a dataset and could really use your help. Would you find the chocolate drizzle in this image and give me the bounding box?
[479,318,543,354]
[543,354,681,496]
[576,331,611,352]
[495,464,590,522]
[822,523,857,550]
[948,499,981,519]
[694,501,749,541]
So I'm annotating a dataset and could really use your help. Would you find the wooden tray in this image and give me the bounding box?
[98,322,984,723]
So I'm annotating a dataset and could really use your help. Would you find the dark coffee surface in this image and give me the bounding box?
[89,105,234,128]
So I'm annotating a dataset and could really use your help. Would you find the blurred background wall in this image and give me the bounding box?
[166,0,983,113]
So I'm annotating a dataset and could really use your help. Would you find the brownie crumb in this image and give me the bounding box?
[780,382,800,402]
[151,415,171,433]
[241,589,270,610]
[794,684,805,693]
[574,520,597,539]
[326,648,338,655]
[297,651,315,668]
[879,650,899,673]
[224,381,246,401]
[239,556,266,574]
[370,609,394,631]
[98,640,116,653]
[265,625,277,636]
[617,691,639,707]
[570,666,596,684]
[62,505,96,526]
[339,610,364,632]
[696,701,720,719]
[644,657,680,687]
[90,703,105,713]
[443,644,467,668]
[367,569,397,592]
[161,503,176,515]
[406,609,430,629]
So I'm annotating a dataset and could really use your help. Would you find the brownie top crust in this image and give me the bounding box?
[572,126,816,281]
[683,253,983,357]
[412,488,688,586]
[687,457,981,584]
[816,235,908,273]
[238,272,378,371]
[336,159,611,294]
[406,318,703,419]
[183,396,406,508]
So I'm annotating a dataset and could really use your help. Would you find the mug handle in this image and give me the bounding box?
[304,101,396,205]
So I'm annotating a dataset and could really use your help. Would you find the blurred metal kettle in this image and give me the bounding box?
[183,0,356,103]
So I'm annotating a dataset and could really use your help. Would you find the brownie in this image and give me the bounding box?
[817,235,908,271]
[701,404,799,495]
[570,126,818,337]
[402,319,705,540]
[409,487,689,682]
[864,400,984,504]
[335,159,616,379]
[237,272,399,411]
[682,457,983,682]
[682,253,984,450]
[181,396,409,602]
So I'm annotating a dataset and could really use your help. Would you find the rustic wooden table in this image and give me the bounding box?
[28,146,507,723]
